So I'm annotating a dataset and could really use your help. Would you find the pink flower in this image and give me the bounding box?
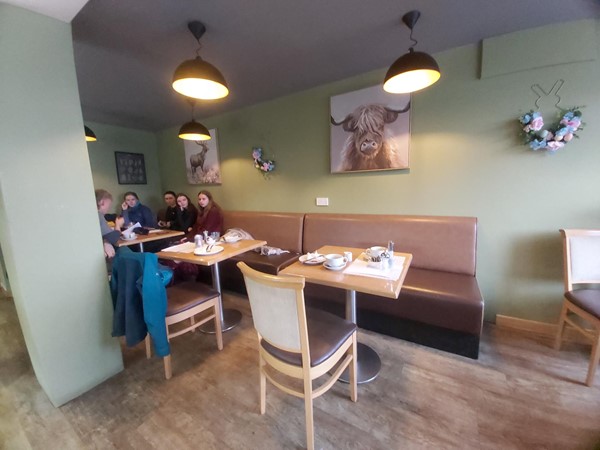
[560,118,581,131]
[546,141,565,151]
[530,116,544,131]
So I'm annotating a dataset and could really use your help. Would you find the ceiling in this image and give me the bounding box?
[71,0,600,132]
[4,0,88,22]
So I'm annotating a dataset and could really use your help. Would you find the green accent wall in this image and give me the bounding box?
[157,19,600,324]
[86,122,163,213]
[0,4,122,406]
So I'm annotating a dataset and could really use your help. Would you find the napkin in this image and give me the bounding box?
[161,242,195,253]
[344,254,406,280]
[123,222,141,236]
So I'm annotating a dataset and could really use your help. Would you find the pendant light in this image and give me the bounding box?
[178,101,211,141]
[383,10,441,94]
[84,125,97,142]
[172,21,229,100]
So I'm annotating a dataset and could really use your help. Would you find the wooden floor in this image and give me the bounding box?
[1,293,599,450]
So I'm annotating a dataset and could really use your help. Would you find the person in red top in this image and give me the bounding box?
[190,190,223,237]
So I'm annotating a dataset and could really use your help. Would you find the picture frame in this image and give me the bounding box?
[184,128,222,185]
[330,84,411,173]
[115,151,147,185]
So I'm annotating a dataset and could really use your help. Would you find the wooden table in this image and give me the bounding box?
[280,245,412,384]
[117,229,184,252]
[157,239,266,332]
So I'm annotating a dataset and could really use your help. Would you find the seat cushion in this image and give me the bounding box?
[260,308,356,367]
[566,289,600,319]
[166,281,219,316]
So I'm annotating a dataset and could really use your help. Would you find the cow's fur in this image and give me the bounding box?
[189,142,209,175]
[335,104,404,172]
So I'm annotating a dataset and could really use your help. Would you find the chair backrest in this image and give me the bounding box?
[237,262,308,353]
[561,229,600,291]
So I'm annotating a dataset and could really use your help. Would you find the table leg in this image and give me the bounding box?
[199,261,242,333]
[139,242,144,252]
[338,289,381,384]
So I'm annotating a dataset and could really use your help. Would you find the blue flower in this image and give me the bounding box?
[554,127,568,137]
[529,139,547,151]
[562,111,574,121]
[519,113,532,125]
[252,147,263,160]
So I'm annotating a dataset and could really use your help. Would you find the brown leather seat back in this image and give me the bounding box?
[303,213,477,276]
[223,211,305,253]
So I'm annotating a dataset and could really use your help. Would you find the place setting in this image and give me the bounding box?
[344,244,406,280]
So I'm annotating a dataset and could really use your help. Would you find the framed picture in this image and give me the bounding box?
[184,128,222,185]
[330,84,411,173]
[115,152,147,184]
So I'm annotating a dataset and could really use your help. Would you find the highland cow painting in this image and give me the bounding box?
[330,85,410,173]
[184,129,221,185]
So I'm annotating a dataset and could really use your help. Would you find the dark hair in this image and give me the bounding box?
[163,191,176,198]
[198,190,221,217]
[95,189,112,207]
[123,191,139,200]
[176,193,192,207]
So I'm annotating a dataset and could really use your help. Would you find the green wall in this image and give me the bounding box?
[157,19,600,324]
[86,122,163,213]
[0,4,122,406]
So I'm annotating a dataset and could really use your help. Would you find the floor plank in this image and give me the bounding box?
[1,293,599,449]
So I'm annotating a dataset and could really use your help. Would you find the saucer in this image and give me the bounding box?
[194,245,224,256]
[223,236,241,243]
[323,262,346,271]
[299,254,326,265]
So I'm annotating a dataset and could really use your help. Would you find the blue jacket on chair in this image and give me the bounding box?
[110,247,173,357]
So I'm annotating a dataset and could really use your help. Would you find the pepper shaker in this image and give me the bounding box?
[387,240,394,258]
[194,234,203,248]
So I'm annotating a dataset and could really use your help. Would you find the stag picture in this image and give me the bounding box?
[184,128,222,185]
[330,85,410,173]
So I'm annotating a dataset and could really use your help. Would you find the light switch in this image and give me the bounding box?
[316,197,329,206]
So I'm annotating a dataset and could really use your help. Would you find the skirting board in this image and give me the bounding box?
[496,315,591,345]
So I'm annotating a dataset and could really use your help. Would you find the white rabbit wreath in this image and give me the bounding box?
[518,80,584,152]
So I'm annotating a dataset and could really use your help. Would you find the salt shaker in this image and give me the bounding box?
[387,240,394,258]
[194,234,203,248]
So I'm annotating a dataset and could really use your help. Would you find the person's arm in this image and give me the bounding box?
[104,241,115,258]
[203,208,223,233]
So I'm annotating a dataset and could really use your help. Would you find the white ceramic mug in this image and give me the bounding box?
[366,246,386,258]
[343,251,353,262]
[325,253,347,267]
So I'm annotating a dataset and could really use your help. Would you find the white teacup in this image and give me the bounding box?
[123,232,136,240]
[325,253,347,267]
[366,246,387,258]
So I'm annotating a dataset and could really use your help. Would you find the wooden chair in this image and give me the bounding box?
[555,229,600,386]
[111,249,223,380]
[237,262,357,450]
[146,281,224,379]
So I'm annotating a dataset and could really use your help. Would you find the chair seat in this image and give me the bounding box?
[166,281,219,316]
[261,309,356,367]
[565,289,600,319]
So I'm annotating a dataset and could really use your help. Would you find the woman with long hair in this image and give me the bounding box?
[191,190,223,236]
[172,193,198,233]
[120,191,157,228]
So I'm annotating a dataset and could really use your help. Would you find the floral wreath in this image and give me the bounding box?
[518,108,584,152]
[252,147,275,175]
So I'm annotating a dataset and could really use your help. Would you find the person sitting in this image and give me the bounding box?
[121,191,157,228]
[189,190,223,238]
[172,193,198,233]
[157,190,177,229]
[95,189,124,259]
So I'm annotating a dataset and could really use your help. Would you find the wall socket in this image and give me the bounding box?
[316,197,329,206]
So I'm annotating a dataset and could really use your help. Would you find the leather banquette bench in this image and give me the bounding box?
[217,211,484,359]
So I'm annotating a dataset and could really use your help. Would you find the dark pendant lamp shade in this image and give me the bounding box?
[178,120,211,141]
[384,49,441,94]
[172,21,229,100]
[172,57,229,100]
[384,10,441,94]
[84,125,97,142]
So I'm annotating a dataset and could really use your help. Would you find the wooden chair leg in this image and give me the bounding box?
[259,353,266,415]
[214,300,223,351]
[555,303,568,350]
[164,354,172,380]
[350,333,358,402]
[190,315,195,331]
[303,378,315,450]
[145,334,152,359]
[585,333,600,386]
